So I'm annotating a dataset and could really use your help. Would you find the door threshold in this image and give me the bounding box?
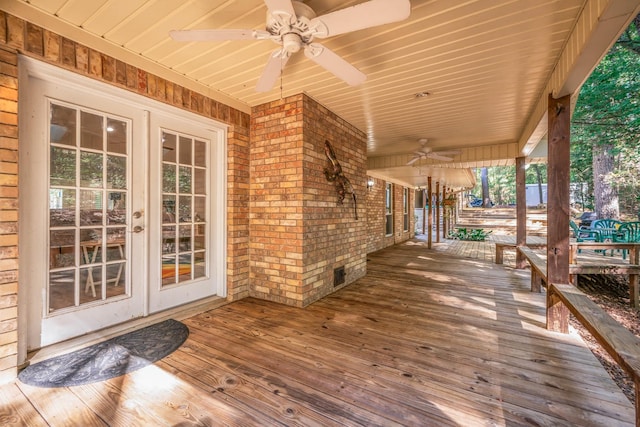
[23,296,230,367]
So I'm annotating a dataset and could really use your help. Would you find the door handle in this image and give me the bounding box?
[133,210,143,219]
[132,225,144,233]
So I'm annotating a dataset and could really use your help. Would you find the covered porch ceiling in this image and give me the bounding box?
[7,0,640,189]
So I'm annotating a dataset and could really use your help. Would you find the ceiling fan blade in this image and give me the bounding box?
[406,156,420,166]
[256,49,291,92]
[264,0,296,17]
[310,0,411,38]
[304,43,366,86]
[169,29,267,42]
[427,153,455,162]
[434,150,462,156]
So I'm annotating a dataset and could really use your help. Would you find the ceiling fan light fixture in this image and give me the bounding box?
[414,91,430,98]
[282,33,302,53]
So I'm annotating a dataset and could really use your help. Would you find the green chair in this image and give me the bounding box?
[592,219,623,256]
[570,220,599,253]
[615,222,640,259]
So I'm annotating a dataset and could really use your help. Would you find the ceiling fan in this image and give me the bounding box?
[169,0,411,92]
[407,139,461,165]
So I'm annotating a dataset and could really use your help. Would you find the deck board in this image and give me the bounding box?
[1,238,636,426]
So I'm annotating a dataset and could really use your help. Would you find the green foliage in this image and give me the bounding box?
[571,17,640,217]
[448,227,492,241]
[469,165,547,206]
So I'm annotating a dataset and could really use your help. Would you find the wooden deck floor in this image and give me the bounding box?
[1,238,636,426]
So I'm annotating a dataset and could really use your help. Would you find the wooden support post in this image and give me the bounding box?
[442,186,447,239]
[636,377,640,427]
[427,177,433,249]
[546,93,571,333]
[435,182,441,243]
[515,156,527,269]
[422,189,427,235]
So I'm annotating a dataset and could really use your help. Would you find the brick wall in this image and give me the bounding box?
[0,42,18,385]
[366,178,414,253]
[250,95,305,306]
[366,177,386,253]
[250,94,367,307]
[0,11,251,383]
[301,95,367,306]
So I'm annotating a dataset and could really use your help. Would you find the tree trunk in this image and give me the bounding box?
[593,142,619,219]
[480,167,491,207]
[532,164,544,205]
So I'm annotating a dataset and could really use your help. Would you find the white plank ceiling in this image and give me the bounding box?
[10,0,627,188]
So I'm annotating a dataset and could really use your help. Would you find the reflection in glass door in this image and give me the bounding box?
[48,102,129,313]
[161,131,207,287]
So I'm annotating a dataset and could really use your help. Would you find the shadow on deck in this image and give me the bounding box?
[1,238,635,426]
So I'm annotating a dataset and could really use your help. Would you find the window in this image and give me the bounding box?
[403,187,409,232]
[414,189,424,209]
[385,183,393,236]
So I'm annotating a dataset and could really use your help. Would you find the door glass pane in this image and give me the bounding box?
[50,147,76,186]
[163,164,176,193]
[162,255,176,286]
[163,226,176,254]
[107,119,127,154]
[50,104,76,146]
[179,166,191,193]
[179,196,191,223]
[178,253,192,283]
[80,229,102,265]
[162,132,176,162]
[194,197,205,223]
[194,140,206,167]
[48,102,130,314]
[179,136,192,165]
[107,155,126,189]
[50,230,75,269]
[194,169,205,195]
[80,266,102,305]
[194,252,206,279]
[106,228,126,262]
[163,195,176,224]
[49,189,76,227]
[107,192,126,225]
[80,190,103,226]
[80,151,103,188]
[49,270,75,312]
[81,112,103,150]
[161,130,208,288]
[179,225,191,252]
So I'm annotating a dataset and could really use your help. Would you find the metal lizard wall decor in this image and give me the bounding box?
[323,140,358,220]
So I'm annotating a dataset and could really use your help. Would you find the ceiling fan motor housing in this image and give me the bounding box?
[266,0,317,52]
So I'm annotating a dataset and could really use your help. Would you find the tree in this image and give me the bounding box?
[571,16,640,219]
[480,167,491,207]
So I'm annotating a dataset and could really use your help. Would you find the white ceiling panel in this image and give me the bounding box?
[11,0,637,188]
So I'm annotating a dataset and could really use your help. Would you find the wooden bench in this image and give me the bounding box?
[517,247,640,307]
[493,235,546,264]
[548,282,640,425]
[517,246,547,292]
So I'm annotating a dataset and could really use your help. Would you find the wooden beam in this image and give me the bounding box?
[515,157,527,269]
[422,189,427,235]
[546,93,571,333]
[442,186,447,240]
[427,177,432,249]
[435,182,441,244]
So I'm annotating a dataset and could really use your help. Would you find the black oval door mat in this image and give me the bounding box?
[18,319,189,387]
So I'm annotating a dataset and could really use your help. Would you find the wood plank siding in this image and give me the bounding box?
[0,238,634,426]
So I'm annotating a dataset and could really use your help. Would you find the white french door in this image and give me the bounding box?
[19,58,226,350]
[147,112,226,313]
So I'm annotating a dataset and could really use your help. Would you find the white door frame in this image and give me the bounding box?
[18,56,227,355]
